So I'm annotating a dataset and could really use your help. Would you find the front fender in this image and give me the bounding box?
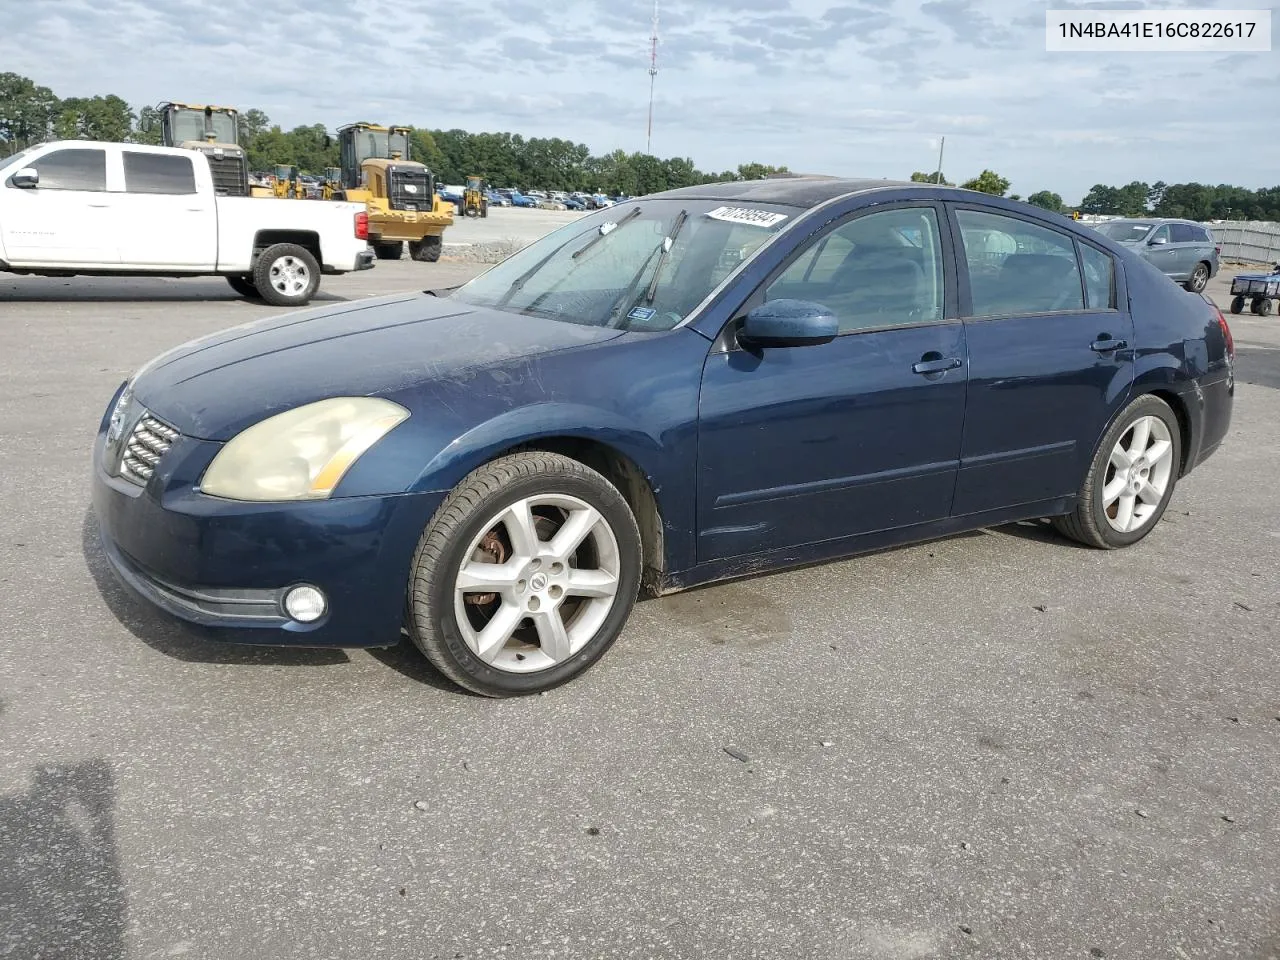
[412,402,667,493]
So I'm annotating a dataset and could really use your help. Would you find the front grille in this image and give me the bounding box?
[121,415,179,484]
[388,167,433,212]
[204,154,248,197]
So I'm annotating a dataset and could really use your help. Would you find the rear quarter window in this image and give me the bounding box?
[123,152,197,195]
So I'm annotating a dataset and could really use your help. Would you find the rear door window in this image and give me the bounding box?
[123,152,197,195]
[1078,243,1116,310]
[1170,223,1199,243]
[955,209,1085,316]
[28,148,107,191]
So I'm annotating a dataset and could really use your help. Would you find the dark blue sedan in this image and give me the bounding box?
[92,178,1236,696]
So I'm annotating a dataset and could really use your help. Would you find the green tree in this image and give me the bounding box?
[910,170,951,185]
[0,72,60,152]
[960,169,1010,196]
[1079,184,1120,214]
[238,109,270,149]
[737,161,789,181]
[1026,190,1064,213]
[53,94,134,142]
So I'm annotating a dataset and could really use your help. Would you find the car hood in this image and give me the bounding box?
[130,292,626,441]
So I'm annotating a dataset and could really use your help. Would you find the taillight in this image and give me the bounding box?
[354,211,369,240]
[1215,303,1235,359]
[1214,244,1222,255]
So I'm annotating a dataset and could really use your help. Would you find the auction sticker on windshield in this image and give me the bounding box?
[706,206,789,228]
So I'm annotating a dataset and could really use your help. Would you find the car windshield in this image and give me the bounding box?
[0,146,38,174]
[449,198,796,331]
[1094,220,1155,242]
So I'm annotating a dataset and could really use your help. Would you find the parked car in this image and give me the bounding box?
[0,140,373,305]
[563,196,587,210]
[91,178,1234,697]
[1089,217,1220,292]
[486,191,511,207]
[510,192,538,208]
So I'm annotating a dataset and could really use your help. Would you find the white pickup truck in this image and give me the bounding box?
[0,140,375,306]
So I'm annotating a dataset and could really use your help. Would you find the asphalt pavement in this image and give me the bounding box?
[0,260,1277,960]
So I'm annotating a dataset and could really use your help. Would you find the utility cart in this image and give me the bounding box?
[1229,264,1280,315]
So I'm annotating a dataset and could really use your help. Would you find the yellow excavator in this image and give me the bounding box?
[156,102,271,197]
[332,122,453,261]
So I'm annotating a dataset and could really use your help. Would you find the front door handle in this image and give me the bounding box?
[912,356,962,375]
[1091,338,1127,354]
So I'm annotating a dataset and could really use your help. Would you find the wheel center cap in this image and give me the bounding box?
[530,572,549,592]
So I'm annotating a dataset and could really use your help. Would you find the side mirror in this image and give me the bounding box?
[10,167,39,189]
[739,299,838,348]
[1148,236,1168,246]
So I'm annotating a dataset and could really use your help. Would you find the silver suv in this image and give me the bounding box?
[1090,218,1220,293]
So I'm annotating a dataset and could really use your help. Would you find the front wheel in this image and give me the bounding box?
[252,243,320,307]
[1230,295,1246,314]
[408,236,442,262]
[1184,262,1210,293]
[406,452,642,697]
[1052,394,1182,549]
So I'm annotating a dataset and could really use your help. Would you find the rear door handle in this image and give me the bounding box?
[1091,338,1127,354]
[912,356,962,375]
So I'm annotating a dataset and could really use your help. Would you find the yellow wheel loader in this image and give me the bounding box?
[333,123,453,262]
[464,175,489,218]
[271,164,303,199]
[156,102,272,198]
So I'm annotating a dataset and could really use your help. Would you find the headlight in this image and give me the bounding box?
[200,397,410,501]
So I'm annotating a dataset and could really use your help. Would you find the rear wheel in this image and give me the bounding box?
[406,452,642,697]
[1260,298,1275,317]
[1052,394,1182,549]
[373,240,403,261]
[1184,261,1210,292]
[1230,295,1246,314]
[226,275,258,299]
[408,236,442,262]
[252,243,320,307]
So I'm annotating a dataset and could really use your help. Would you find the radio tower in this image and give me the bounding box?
[646,0,659,155]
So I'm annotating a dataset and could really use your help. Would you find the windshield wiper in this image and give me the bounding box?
[572,207,642,259]
[643,209,688,304]
[495,229,593,309]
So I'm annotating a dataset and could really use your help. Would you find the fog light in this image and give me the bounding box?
[283,585,326,623]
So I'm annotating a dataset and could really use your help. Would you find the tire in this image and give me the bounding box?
[1184,261,1210,293]
[408,236,442,262]
[406,451,643,697]
[1251,297,1265,315]
[1230,295,1246,314]
[1052,394,1183,549]
[226,275,258,299]
[1261,298,1275,317]
[373,240,403,261]
[481,201,488,218]
[252,243,320,307]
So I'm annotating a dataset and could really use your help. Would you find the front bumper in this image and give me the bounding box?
[91,388,445,647]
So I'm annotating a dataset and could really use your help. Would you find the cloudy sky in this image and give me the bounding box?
[3,0,1277,201]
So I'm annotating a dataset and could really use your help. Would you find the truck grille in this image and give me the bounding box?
[205,155,248,197]
[121,415,179,484]
[388,168,433,212]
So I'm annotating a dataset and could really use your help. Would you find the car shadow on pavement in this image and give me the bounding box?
[0,758,128,960]
[80,507,350,668]
[990,518,1093,548]
[363,639,479,695]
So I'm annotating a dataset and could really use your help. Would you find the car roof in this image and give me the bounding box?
[646,176,917,208]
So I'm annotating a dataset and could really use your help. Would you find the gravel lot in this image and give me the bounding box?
[0,255,1277,960]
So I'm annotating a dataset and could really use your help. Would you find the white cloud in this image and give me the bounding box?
[1,0,1276,201]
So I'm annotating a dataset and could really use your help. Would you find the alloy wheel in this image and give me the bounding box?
[1102,415,1175,533]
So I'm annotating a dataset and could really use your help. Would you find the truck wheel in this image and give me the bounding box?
[373,241,403,261]
[253,243,320,307]
[1230,295,1246,314]
[481,201,488,219]
[409,237,442,262]
[226,275,258,299]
